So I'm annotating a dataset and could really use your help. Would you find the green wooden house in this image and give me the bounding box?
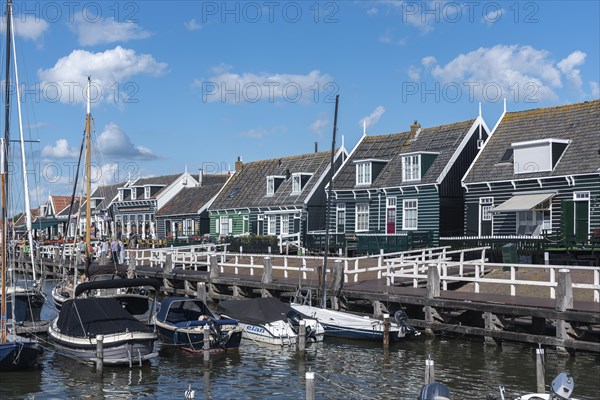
[328,116,489,253]
[208,148,346,246]
[462,100,600,243]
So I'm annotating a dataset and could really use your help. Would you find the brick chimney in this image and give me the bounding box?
[409,120,421,141]
[235,156,243,172]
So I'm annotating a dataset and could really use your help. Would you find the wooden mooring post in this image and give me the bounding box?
[95,334,104,373]
[424,263,441,337]
[298,320,306,352]
[536,347,545,393]
[424,357,435,385]
[203,325,210,363]
[383,313,390,349]
[305,371,315,400]
[555,269,574,354]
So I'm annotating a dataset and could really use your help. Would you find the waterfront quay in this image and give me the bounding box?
[19,243,600,354]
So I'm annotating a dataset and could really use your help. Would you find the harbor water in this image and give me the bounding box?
[2,283,599,400]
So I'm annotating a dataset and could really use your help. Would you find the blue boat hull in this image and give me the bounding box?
[157,324,242,352]
[0,341,43,371]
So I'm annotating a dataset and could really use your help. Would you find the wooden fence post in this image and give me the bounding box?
[426,263,440,299]
[209,254,219,279]
[262,257,272,284]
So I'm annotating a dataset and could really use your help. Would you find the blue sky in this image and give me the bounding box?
[3,0,599,208]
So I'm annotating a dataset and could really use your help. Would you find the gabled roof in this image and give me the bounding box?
[156,177,227,217]
[463,100,600,184]
[49,195,73,215]
[334,119,477,189]
[57,198,81,217]
[121,174,182,200]
[91,182,125,210]
[211,150,336,210]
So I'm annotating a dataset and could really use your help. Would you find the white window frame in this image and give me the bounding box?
[280,214,289,235]
[291,174,302,195]
[267,215,277,235]
[356,162,372,185]
[131,188,137,200]
[266,177,275,196]
[144,186,151,199]
[386,197,397,208]
[480,197,494,221]
[118,190,123,202]
[402,199,418,230]
[219,216,231,235]
[336,203,346,233]
[355,203,369,232]
[402,154,421,182]
[573,191,590,201]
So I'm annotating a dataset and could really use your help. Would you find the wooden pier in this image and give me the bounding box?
[16,244,600,354]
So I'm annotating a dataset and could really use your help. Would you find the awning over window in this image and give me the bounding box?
[14,218,64,231]
[491,193,554,213]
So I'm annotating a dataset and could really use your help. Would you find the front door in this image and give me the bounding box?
[479,197,493,236]
[386,197,396,234]
[562,196,590,243]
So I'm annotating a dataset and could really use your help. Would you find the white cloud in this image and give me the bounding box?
[421,56,437,68]
[71,16,152,46]
[196,68,332,104]
[375,1,434,33]
[590,82,600,98]
[557,51,586,92]
[407,65,421,81]
[184,18,202,31]
[41,139,79,159]
[359,106,385,130]
[0,14,49,41]
[310,118,330,134]
[38,46,167,105]
[425,44,583,102]
[240,128,268,139]
[379,30,392,44]
[367,7,378,17]
[95,123,160,160]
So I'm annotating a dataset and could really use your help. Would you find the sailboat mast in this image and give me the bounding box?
[1,0,13,345]
[321,94,339,308]
[11,8,37,282]
[85,77,92,262]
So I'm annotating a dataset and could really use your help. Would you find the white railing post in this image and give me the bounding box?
[550,267,556,299]
[354,259,359,283]
[474,264,480,293]
[284,256,288,279]
[250,256,254,276]
[510,266,516,296]
[595,269,599,303]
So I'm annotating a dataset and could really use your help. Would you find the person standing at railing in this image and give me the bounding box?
[111,237,119,264]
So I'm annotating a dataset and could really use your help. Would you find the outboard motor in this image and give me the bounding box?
[550,372,574,400]
[417,382,451,400]
[394,309,419,336]
[286,310,317,341]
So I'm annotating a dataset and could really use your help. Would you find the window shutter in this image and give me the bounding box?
[215,218,220,234]
[228,218,233,234]
[561,201,574,237]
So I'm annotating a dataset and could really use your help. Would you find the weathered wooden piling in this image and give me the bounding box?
[556,269,574,354]
[298,320,306,352]
[305,371,315,400]
[383,313,390,349]
[197,282,207,303]
[424,357,435,385]
[203,324,210,362]
[262,257,272,284]
[95,334,104,373]
[209,254,219,279]
[536,347,545,393]
[424,263,441,337]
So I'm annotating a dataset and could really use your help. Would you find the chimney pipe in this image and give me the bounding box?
[314,142,318,153]
[235,156,243,172]
[409,120,421,141]
[198,168,203,187]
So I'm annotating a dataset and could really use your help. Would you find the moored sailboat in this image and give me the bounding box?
[0,0,43,371]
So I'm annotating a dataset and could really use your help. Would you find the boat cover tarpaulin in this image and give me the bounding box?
[75,277,161,297]
[87,263,129,279]
[57,297,152,337]
[217,297,294,325]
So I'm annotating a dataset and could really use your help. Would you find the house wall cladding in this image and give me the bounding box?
[463,174,600,236]
[156,213,208,238]
[330,186,440,241]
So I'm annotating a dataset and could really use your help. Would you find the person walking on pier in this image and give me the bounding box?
[111,237,119,264]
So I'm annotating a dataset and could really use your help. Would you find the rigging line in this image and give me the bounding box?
[59,133,86,264]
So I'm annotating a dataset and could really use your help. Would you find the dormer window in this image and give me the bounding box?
[266,175,285,197]
[118,189,124,202]
[291,173,313,195]
[131,188,137,200]
[512,139,570,175]
[145,187,151,199]
[356,162,372,185]
[267,177,274,196]
[402,155,421,182]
